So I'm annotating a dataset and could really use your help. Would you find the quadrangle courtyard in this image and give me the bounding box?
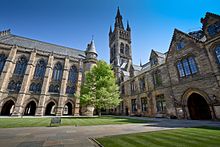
[0,116,220,147]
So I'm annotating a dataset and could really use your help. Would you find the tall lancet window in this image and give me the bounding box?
[0,53,7,74]
[52,62,63,81]
[34,59,46,79]
[66,65,78,94]
[14,55,28,76]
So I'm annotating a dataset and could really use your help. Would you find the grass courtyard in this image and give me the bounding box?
[0,116,147,128]
[97,126,220,147]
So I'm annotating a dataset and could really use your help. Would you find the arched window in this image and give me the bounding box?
[49,85,54,92]
[34,59,46,79]
[7,80,21,92]
[49,84,59,93]
[176,56,198,78]
[215,46,220,64]
[8,80,15,91]
[29,83,42,93]
[14,55,28,76]
[0,53,7,74]
[125,45,129,55]
[68,65,78,84]
[52,62,63,81]
[66,86,75,94]
[120,43,124,54]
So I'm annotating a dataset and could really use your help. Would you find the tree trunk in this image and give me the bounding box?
[98,109,102,117]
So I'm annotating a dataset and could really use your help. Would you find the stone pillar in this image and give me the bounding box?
[35,54,54,116]
[56,57,69,116]
[0,46,17,101]
[12,50,36,116]
[74,60,83,116]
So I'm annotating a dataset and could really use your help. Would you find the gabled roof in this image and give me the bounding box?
[150,49,166,59]
[132,64,142,71]
[167,28,203,57]
[0,30,85,58]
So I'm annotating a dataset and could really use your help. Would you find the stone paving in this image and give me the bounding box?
[0,116,220,147]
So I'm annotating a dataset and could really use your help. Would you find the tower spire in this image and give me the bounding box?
[126,20,131,31]
[109,26,112,34]
[114,7,124,29]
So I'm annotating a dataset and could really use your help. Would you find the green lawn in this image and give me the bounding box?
[96,126,220,147]
[0,116,147,128]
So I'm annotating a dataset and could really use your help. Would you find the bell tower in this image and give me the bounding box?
[109,7,132,83]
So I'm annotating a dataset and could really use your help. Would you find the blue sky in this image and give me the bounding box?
[1,0,220,65]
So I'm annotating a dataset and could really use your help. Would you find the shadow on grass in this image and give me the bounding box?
[193,126,220,130]
[61,117,152,124]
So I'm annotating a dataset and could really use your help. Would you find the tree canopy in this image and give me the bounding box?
[80,60,121,113]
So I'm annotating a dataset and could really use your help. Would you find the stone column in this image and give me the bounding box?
[12,50,36,116]
[74,59,83,116]
[56,57,69,116]
[35,54,54,116]
[0,46,17,101]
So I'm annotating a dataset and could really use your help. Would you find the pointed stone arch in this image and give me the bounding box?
[23,99,38,116]
[181,88,214,120]
[45,99,57,116]
[0,98,16,116]
[63,100,74,115]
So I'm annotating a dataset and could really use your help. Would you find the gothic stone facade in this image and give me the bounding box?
[0,30,97,116]
[110,9,220,120]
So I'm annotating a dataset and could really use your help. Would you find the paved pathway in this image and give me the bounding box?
[0,117,219,147]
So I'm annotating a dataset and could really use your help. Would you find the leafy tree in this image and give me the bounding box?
[80,60,121,116]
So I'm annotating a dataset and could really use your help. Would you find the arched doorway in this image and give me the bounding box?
[63,102,73,115]
[24,101,36,116]
[187,93,212,120]
[45,102,56,115]
[1,100,15,116]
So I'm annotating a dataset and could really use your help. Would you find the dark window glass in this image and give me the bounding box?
[125,45,129,55]
[0,54,7,73]
[139,78,145,92]
[177,57,198,78]
[52,62,63,81]
[66,86,75,94]
[182,59,191,76]
[29,83,41,93]
[215,46,220,64]
[14,56,28,76]
[156,95,166,113]
[153,71,162,87]
[188,57,198,74]
[49,84,59,93]
[208,25,216,36]
[141,98,148,112]
[34,59,46,79]
[177,62,185,77]
[176,41,185,50]
[8,80,21,92]
[131,99,137,112]
[68,66,78,84]
[120,43,124,54]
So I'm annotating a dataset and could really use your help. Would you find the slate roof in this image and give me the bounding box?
[0,31,85,58]
[133,64,142,71]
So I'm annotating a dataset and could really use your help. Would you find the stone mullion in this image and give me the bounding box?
[0,46,17,99]
[56,57,69,116]
[35,54,54,116]
[74,60,83,116]
[12,50,37,116]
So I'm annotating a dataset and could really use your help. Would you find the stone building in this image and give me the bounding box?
[0,30,97,116]
[110,8,220,120]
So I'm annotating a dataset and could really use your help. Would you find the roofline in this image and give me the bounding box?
[8,34,85,53]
